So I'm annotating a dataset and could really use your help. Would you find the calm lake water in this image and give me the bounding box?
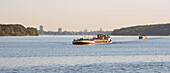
[0,36,170,73]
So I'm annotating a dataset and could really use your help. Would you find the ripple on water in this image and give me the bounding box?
[0,62,169,73]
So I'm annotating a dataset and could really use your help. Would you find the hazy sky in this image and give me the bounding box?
[0,0,170,31]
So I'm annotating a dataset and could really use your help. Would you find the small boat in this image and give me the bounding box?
[139,35,147,39]
[72,34,112,45]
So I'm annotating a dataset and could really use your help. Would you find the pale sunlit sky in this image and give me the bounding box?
[0,0,170,31]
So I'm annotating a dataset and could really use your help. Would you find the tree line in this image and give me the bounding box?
[111,23,170,36]
[0,24,39,36]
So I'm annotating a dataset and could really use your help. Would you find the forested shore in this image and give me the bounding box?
[111,23,170,36]
[0,24,39,36]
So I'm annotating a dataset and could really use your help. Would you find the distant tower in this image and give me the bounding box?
[58,28,62,33]
[100,27,102,32]
[39,25,44,35]
[40,25,43,31]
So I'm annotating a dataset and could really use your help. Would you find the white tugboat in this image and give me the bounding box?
[72,34,112,45]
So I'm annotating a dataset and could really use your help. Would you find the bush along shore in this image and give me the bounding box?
[0,24,39,36]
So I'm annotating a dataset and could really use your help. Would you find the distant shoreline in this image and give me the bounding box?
[38,35,169,36]
[111,23,170,36]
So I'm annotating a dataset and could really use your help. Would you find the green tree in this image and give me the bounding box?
[9,26,15,35]
[2,31,5,36]
[5,27,10,35]
[0,25,2,36]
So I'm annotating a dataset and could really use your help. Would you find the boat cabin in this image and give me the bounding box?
[97,34,110,40]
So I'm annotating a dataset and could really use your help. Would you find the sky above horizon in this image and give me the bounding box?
[0,0,170,31]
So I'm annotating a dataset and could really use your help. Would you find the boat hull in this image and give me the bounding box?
[72,40,112,45]
[72,41,95,45]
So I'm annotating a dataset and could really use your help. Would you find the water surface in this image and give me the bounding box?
[0,36,169,73]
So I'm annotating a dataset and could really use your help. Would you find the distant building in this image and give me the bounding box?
[40,25,43,31]
[84,29,87,33]
[39,25,44,35]
[99,27,104,34]
[58,28,62,33]
[100,27,102,32]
